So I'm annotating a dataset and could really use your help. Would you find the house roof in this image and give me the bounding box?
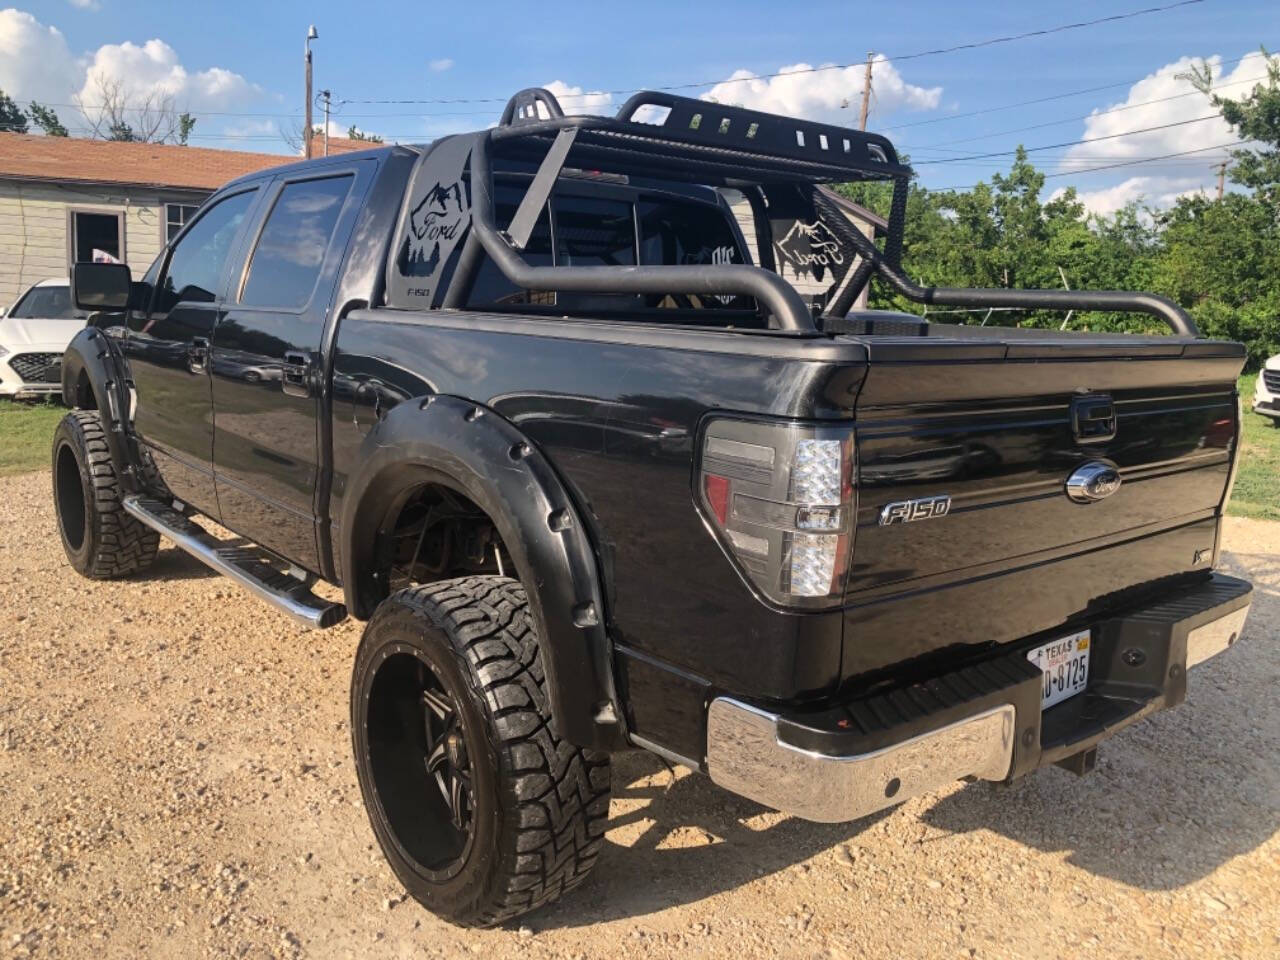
[310,135,383,156]
[0,134,293,192]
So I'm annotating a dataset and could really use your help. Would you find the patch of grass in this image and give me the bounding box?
[1228,373,1280,521]
[0,400,65,476]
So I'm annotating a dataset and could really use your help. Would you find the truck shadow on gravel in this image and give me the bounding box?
[146,546,219,581]
[920,545,1279,891]
[533,752,895,929]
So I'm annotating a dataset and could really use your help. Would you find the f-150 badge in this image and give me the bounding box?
[879,495,951,525]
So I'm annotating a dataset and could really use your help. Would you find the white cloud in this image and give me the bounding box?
[78,38,261,112]
[0,8,264,137]
[429,58,453,73]
[0,9,80,105]
[1052,175,1210,218]
[543,80,613,116]
[1060,52,1265,171]
[701,58,942,124]
[67,0,100,9]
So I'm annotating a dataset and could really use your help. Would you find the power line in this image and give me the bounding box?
[914,114,1223,164]
[908,71,1268,151]
[337,1,1209,105]
[880,48,1269,132]
[926,140,1243,190]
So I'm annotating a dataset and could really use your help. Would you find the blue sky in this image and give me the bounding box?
[3,0,1277,213]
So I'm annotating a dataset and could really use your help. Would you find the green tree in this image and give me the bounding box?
[346,124,383,142]
[0,88,29,134]
[26,101,68,137]
[177,111,196,145]
[106,119,137,142]
[1191,48,1280,201]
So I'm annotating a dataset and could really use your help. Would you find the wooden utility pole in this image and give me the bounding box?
[320,90,332,156]
[1216,161,1227,201]
[304,25,317,159]
[858,52,874,131]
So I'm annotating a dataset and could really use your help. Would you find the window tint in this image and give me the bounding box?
[638,199,750,310]
[150,190,255,322]
[552,195,640,311]
[467,183,554,307]
[10,286,85,320]
[240,175,352,309]
[553,196,636,268]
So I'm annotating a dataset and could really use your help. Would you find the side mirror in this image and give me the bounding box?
[71,262,133,311]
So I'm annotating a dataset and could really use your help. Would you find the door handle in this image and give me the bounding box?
[188,336,210,374]
[281,351,312,398]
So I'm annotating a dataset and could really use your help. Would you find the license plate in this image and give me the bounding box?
[1027,630,1091,710]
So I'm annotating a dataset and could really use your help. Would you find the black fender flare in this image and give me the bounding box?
[60,327,141,491]
[338,393,626,751]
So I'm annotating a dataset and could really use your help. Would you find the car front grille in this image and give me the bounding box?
[9,352,62,384]
[1263,370,1280,394]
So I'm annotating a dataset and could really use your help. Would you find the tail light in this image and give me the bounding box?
[697,416,855,608]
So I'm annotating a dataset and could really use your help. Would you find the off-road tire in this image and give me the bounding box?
[52,410,159,579]
[351,576,611,927]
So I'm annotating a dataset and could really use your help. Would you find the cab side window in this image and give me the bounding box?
[142,190,256,329]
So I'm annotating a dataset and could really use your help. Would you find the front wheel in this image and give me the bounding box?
[351,576,611,927]
[52,411,159,579]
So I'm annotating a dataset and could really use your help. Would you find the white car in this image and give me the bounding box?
[0,279,88,399]
[1254,354,1280,424]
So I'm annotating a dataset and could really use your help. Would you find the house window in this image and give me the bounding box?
[70,210,124,263]
[165,203,201,242]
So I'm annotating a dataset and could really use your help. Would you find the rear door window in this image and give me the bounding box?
[240,175,353,309]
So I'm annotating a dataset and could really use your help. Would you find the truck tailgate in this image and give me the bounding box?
[840,333,1245,683]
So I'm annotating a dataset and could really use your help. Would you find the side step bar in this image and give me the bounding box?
[122,496,347,629]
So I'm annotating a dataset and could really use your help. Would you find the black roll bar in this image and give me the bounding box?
[447,130,819,333]
[824,198,1199,337]
[435,86,1200,339]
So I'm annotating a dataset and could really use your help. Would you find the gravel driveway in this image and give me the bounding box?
[0,469,1275,959]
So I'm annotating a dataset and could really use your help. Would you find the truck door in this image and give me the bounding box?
[123,186,261,517]
[210,165,368,570]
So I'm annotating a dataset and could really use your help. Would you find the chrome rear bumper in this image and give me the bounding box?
[707,700,1015,823]
[703,575,1251,824]
[1186,603,1250,667]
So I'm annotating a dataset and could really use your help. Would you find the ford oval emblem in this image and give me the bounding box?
[1066,461,1122,503]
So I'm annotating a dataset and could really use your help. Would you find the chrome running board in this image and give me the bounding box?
[122,496,347,629]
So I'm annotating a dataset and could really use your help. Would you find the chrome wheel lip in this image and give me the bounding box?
[361,642,477,884]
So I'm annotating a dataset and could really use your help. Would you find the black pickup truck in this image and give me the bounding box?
[54,88,1252,927]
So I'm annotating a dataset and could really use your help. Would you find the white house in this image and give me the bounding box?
[0,135,291,306]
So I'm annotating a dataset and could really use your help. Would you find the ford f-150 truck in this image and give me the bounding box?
[54,87,1252,927]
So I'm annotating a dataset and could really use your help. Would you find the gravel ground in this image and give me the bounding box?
[0,468,1275,960]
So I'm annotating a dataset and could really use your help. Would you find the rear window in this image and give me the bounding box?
[637,198,753,311]
[467,184,555,307]
[467,184,751,316]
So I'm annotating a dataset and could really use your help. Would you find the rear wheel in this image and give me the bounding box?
[351,576,611,927]
[52,411,159,579]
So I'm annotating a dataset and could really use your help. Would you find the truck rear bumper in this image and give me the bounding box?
[706,573,1251,823]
